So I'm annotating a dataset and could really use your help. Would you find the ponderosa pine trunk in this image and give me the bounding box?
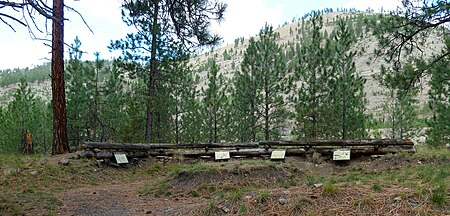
[145,0,159,143]
[51,0,68,154]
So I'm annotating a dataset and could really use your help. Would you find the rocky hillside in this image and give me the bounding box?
[0,12,445,115]
[189,12,445,115]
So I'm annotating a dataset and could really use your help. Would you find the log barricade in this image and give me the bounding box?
[79,139,415,160]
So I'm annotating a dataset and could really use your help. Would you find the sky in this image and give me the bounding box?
[0,0,402,70]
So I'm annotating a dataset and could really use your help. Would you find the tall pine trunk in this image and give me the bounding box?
[51,0,68,154]
[146,0,159,143]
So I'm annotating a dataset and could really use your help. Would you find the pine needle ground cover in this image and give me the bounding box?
[0,149,448,215]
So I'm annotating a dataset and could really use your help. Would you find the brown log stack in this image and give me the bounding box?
[80,139,415,160]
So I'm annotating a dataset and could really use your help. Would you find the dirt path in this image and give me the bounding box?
[56,179,206,216]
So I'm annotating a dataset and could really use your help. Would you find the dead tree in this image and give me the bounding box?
[23,129,33,154]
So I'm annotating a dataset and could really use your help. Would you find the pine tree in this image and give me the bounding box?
[231,69,258,142]
[100,64,127,142]
[427,57,450,147]
[119,78,147,143]
[377,64,419,139]
[0,79,50,153]
[161,55,199,143]
[66,37,91,147]
[293,13,331,140]
[232,24,288,141]
[51,0,68,154]
[232,39,259,142]
[329,19,367,140]
[181,86,202,143]
[110,0,226,143]
[201,58,229,143]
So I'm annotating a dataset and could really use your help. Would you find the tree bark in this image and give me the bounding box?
[51,0,68,155]
[145,0,159,143]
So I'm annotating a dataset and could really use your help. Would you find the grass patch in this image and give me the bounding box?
[225,189,244,202]
[322,182,339,196]
[353,193,374,209]
[203,198,217,216]
[429,184,448,206]
[279,175,298,188]
[292,196,312,213]
[372,184,382,192]
[239,203,248,214]
[414,146,450,160]
[256,191,270,203]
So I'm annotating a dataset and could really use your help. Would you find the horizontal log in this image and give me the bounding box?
[260,139,414,147]
[83,146,414,159]
[84,142,259,150]
[84,139,413,152]
[314,146,416,155]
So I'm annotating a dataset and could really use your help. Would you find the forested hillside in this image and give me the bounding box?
[0,11,448,154]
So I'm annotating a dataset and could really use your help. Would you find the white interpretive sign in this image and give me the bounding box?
[215,151,230,160]
[270,150,286,160]
[114,153,129,164]
[333,149,351,161]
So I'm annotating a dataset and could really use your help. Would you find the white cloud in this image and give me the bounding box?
[211,0,284,46]
[345,0,402,12]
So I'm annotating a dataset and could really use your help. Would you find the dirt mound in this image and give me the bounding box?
[168,166,298,192]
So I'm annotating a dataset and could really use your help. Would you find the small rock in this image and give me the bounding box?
[417,161,422,164]
[278,197,287,205]
[283,190,290,195]
[245,195,252,199]
[59,158,70,166]
[394,196,402,201]
[96,159,104,166]
[313,183,323,188]
[221,206,230,213]
[30,170,38,176]
[311,152,322,164]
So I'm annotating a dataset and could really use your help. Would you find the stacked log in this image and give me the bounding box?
[79,139,415,160]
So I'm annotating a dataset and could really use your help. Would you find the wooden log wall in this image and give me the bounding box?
[79,139,415,160]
